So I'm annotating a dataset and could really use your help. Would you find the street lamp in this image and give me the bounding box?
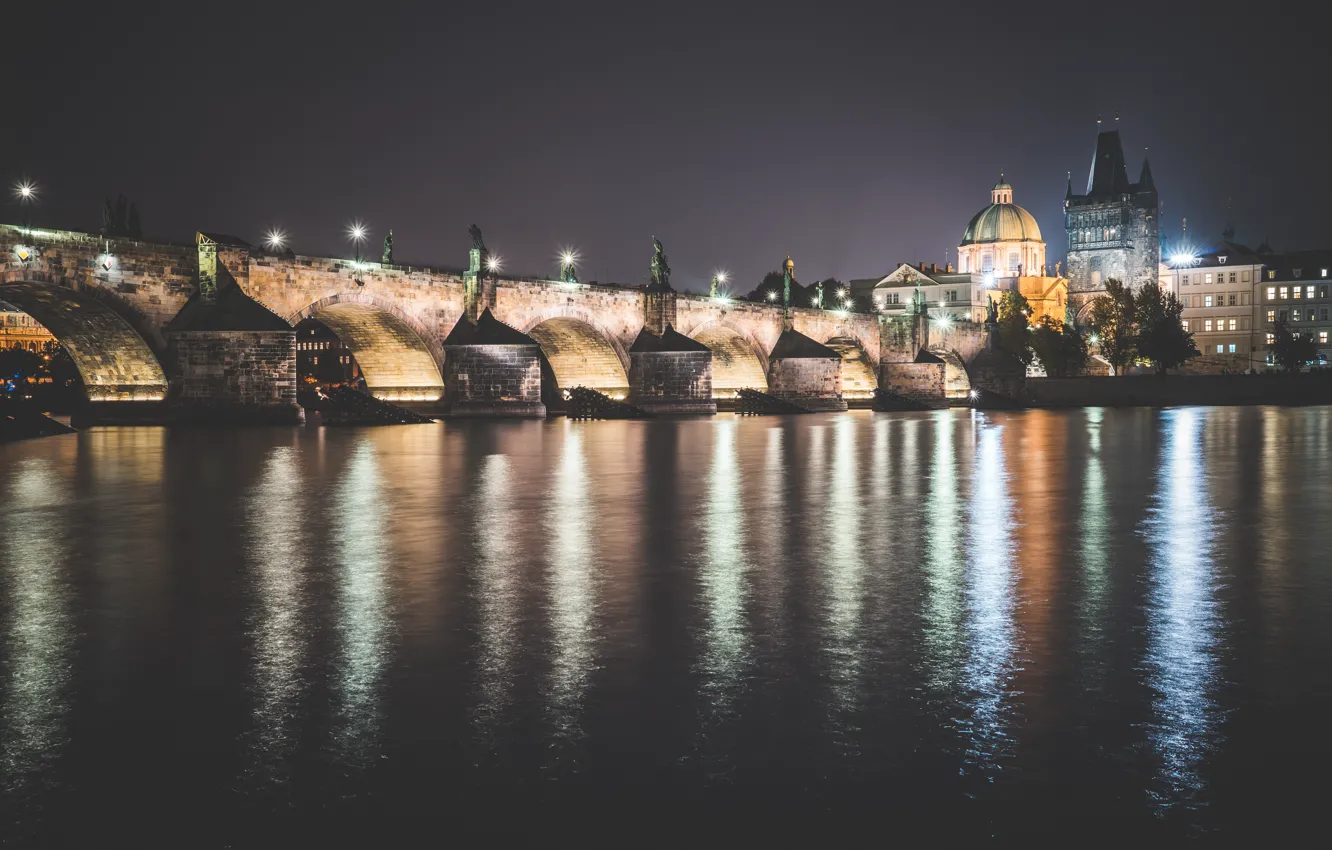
[13,179,37,236]
[265,227,288,252]
[558,248,579,283]
[485,254,502,275]
[711,269,728,299]
[347,221,368,262]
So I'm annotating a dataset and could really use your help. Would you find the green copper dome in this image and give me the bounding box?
[960,180,1042,246]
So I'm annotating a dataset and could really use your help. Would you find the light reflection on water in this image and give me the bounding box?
[1143,408,1221,812]
[545,423,598,745]
[330,439,392,762]
[243,447,310,785]
[0,458,74,796]
[4,408,1332,842]
[960,420,1018,776]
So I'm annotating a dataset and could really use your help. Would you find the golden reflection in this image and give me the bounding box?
[331,439,392,761]
[1144,408,1220,809]
[473,452,520,735]
[924,411,964,683]
[0,459,73,792]
[961,422,1018,774]
[243,447,309,784]
[698,417,751,720]
[822,415,863,711]
[546,422,598,738]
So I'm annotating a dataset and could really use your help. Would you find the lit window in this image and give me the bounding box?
[1322,332,1329,344]
[1280,287,1289,299]
[1268,270,1276,280]
[1267,333,1275,346]
[1216,344,1224,353]
[1295,287,1303,299]
[1228,344,1237,353]
[1323,269,1329,277]
[1204,295,1214,307]
[1204,319,1213,332]
[1205,273,1213,284]
[1309,286,1317,299]
[1229,319,1238,331]
[1267,287,1276,300]
[1181,319,1190,330]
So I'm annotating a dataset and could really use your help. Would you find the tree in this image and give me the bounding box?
[1134,282,1198,374]
[743,270,812,306]
[1086,278,1137,375]
[1269,321,1318,373]
[1029,315,1089,377]
[995,289,1034,365]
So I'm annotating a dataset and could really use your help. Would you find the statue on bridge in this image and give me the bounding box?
[986,296,999,325]
[469,223,486,253]
[649,236,671,289]
[382,230,394,265]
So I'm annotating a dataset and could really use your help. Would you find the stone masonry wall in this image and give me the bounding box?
[168,330,301,423]
[628,350,714,413]
[880,362,947,407]
[443,344,544,417]
[769,357,844,407]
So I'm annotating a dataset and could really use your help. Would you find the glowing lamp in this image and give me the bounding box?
[714,270,728,285]
[100,254,114,271]
[765,291,778,302]
[485,255,502,273]
[265,228,287,251]
[1089,333,1100,345]
[347,222,367,243]
[15,246,31,262]
[1170,252,1197,267]
[14,181,36,201]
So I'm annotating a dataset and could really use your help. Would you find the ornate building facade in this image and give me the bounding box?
[957,179,1047,276]
[1065,129,1159,309]
[0,300,56,351]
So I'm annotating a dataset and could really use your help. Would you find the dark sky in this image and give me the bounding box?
[4,1,1325,293]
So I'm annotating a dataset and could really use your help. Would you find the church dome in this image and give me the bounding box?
[960,179,1043,246]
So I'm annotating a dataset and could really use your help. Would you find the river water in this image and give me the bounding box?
[2,408,1330,845]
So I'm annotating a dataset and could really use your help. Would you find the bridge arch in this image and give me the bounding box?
[289,293,444,402]
[687,321,769,394]
[929,347,972,400]
[824,335,879,399]
[0,279,168,401]
[522,312,631,401]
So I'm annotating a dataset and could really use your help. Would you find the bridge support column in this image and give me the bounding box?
[441,309,546,417]
[167,330,303,424]
[766,329,847,411]
[627,325,716,415]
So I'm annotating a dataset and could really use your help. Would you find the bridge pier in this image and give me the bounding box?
[627,325,716,415]
[441,309,546,417]
[766,329,847,411]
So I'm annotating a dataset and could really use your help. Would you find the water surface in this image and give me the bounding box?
[2,408,1330,844]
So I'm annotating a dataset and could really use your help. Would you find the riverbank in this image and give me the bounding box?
[1020,372,1332,408]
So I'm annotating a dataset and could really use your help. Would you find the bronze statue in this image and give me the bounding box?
[650,236,671,289]
[469,223,486,252]
[986,297,999,324]
[382,229,394,265]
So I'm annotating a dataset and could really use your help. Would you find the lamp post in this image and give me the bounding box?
[347,222,368,263]
[711,270,727,300]
[14,180,37,238]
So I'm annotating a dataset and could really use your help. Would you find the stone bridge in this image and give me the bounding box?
[3,223,982,421]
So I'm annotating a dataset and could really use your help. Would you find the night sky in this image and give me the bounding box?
[5,1,1324,292]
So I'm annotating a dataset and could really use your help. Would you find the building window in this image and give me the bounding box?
[1204,319,1213,332]
[1322,308,1329,321]
[1215,344,1224,353]
[1182,319,1190,330]
[1280,287,1289,299]
[1323,286,1329,298]
[1322,331,1329,344]
[1229,294,1237,306]
[1205,273,1213,284]
[1204,295,1214,307]
[1267,333,1275,346]
[1309,286,1317,299]
[888,293,900,304]
[1242,271,1251,283]
[1267,286,1276,300]
[1183,275,1190,285]
[1295,287,1303,299]
[1279,310,1288,321]
[1268,270,1276,280]
[947,290,958,302]
[1228,344,1237,353]
[1229,319,1238,331]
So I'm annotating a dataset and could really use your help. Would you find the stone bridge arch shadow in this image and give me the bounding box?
[0,277,168,401]
[520,309,631,407]
[929,347,973,400]
[684,320,770,397]
[823,335,879,401]
[288,293,445,402]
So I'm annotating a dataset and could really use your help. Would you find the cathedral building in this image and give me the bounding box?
[1064,128,1160,308]
[863,177,1067,326]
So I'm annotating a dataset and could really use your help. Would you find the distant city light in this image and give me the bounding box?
[265,228,287,251]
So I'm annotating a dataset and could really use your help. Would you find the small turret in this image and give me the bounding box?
[1137,157,1155,192]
